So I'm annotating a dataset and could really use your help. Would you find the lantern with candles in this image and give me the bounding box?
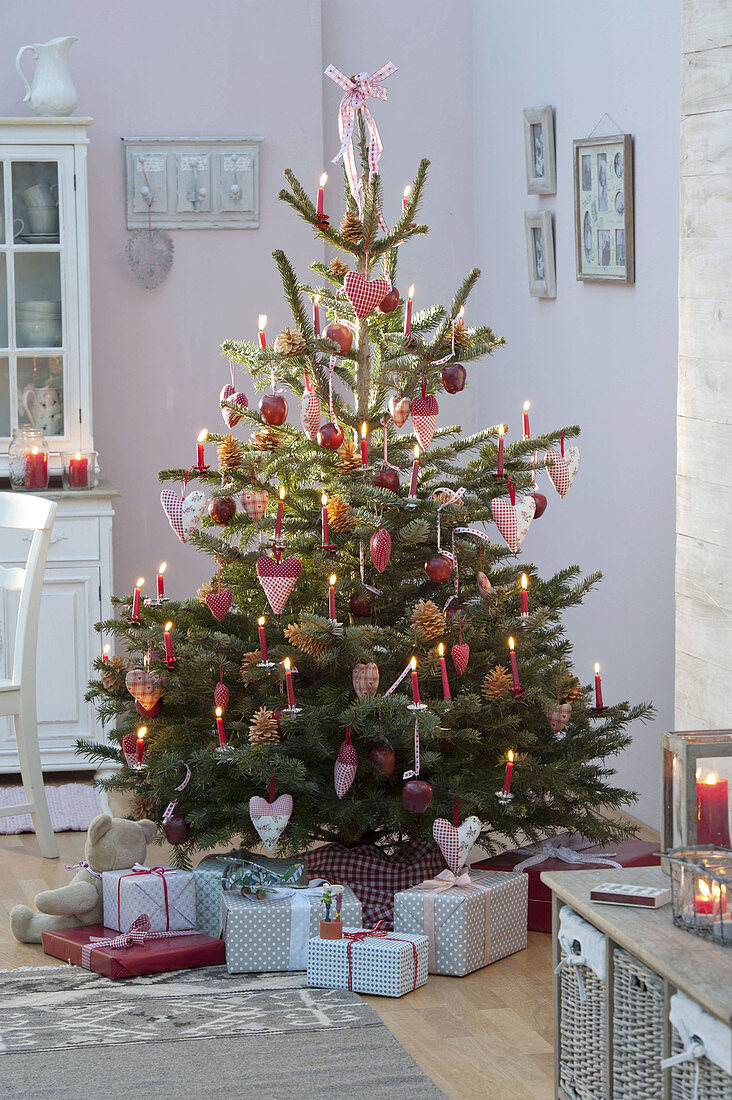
[663,731,732,855]
[666,846,732,945]
[61,450,98,490]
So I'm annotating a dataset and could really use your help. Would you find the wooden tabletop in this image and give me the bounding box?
[542,866,732,1026]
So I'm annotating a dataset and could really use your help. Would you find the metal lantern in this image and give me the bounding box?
[666,846,732,946]
[662,731,732,853]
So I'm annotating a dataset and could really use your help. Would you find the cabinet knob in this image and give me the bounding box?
[229,183,241,200]
[197,187,208,201]
[139,185,151,200]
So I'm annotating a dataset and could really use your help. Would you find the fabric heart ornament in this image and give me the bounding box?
[241,488,268,522]
[219,383,248,429]
[369,528,392,573]
[214,681,229,712]
[248,792,293,851]
[300,388,321,439]
[256,555,302,615]
[205,588,233,622]
[121,731,148,769]
[491,493,536,554]
[334,728,358,799]
[476,570,493,596]
[546,446,581,498]
[388,394,411,428]
[433,815,482,875]
[451,643,470,676]
[411,389,439,450]
[546,702,572,733]
[352,662,379,699]
[343,272,390,319]
[125,669,165,711]
[160,489,206,544]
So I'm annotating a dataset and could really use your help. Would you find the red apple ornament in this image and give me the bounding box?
[317,422,344,450]
[163,813,190,845]
[259,393,288,426]
[372,468,399,493]
[323,322,353,355]
[208,496,236,525]
[377,286,400,314]
[370,744,396,777]
[349,592,372,618]
[440,362,467,394]
[402,778,433,813]
[425,554,453,583]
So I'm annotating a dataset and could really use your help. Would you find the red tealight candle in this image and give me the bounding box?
[275,486,285,541]
[410,657,421,705]
[693,879,726,916]
[697,772,731,847]
[508,636,520,691]
[496,425,505,477]
[102,643,111,664]
[313,294,321,337]
[157,562,166,600]
[360,423,368,466]
[402,185,412,212]
[258,314,267,349]
[328,574,337,620]
[522,401,531,440]
[520,573,529,618]
[136,726,147,766]
[215,706,227,747]
[131,577,144,621]
[404,285,414,337]
[196,430,208,470]
[317,172,327,218]
[502,750,514,795]
[409,445,420,497]
[68,451,89,488]
[283,657,295,708]
[594,663,604,709]
[257,616,268,662]
[25,445,48,489]
[321,492,330,546]
[438,643,451,701]
[163,621,174,664]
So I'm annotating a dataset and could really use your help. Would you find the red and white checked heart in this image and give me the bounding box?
[343,272,390,319]
[255,555,302,615]
[241,488,268,521]
[214,681,229,711]
[300,388,321,439]
[205,589,232,622]
[160,489,206,543]
[352,662,379,699]
[432,815,482,875]
[451,642,470,676]
[546,446,580,498]
[219,383,248,429]
[546,702,572,733]
[335,731,358,798]
[490,494,536,554]
[369,527,392,573]
[125,669,164,710]
[249,793,293,851]
[122,730,146,769]
[411,392,439,450]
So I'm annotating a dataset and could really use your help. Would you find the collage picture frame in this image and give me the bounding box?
[573,133,634,283]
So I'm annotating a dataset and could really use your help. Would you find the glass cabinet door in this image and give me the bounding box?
[0,149,78,451]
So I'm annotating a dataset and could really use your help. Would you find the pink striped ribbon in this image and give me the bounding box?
[402,719,421,779]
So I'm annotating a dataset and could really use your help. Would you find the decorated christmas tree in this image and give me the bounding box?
[82,65,651,867]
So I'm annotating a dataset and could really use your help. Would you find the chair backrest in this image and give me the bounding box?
[0,492,57,687]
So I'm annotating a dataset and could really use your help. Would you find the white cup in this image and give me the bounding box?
[27,206,58,234]
[0,214,24,241]
[21,183,58,209]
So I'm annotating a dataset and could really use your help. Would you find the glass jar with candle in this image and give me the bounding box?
[666,846,732,945]
[61,450,97,491]
[8,427,49,491]
[663,731,732,854]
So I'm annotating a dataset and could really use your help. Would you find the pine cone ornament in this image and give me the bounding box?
[341,209,363,243]
[240,651,262,680]
[327,494,355,533]
[482,665,514,700]
[132,791,160,820]
[329,258,349,281]
[274,327,307,356]
[284,622,328,657]
[452,320,470,349]
[249,706,280,746]
[411,599,447,642]
[197,580,215,605]
[250,426,284,451]
[560,677,585,703]
[100,655,130,692]
[218,433,243,472]
[337,439,361,472]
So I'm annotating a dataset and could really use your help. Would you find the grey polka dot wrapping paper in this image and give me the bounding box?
[307,930,430,997]
[193,853,306,938]
[393,870,528,976]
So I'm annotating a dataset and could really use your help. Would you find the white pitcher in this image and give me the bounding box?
[16,36,78,117]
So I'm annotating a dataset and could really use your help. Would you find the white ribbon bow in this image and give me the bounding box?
[513,840,621,873]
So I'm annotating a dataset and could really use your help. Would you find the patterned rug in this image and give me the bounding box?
[0,965,445,1099]
[0,783,106,833]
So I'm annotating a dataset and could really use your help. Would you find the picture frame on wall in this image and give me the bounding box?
[573,133,634,283]
[524,210,556,298]
[523,106,556,195]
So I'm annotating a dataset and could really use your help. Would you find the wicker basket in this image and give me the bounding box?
[612,948,665,1098]
[670,1029,732,1100]
[558,931,607,1099]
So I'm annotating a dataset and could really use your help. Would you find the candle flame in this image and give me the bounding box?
[699,879,711,899]
[321,492,328,506]
[215,707,222,719]
[523,401,531,413]
[313,293,320,305]
[319,172,328,187]
[329,574,337,587]
[32,446,38,455]
[594,662,600,675]
[103,643,111,656]
[521,573,528,590]
[498,424,505,436]
[706,773,719,786]
[438,643,444,657]
[361,422,367,439]
[197,429,208,444]
[258,616,265,626]
[413,444,420,459]
[258,314,267,331]
[279,486,286,500]
[507,749,514,763]
[403,185,412,199]
[458,305,465,320]
[75,451,81,460]
[284,657,291,671]
[137,726,147,741]
[135,577,144,588]
[158,562,167,575]
[164,622,172,633]
[410,656,417,671]
[508,636,515,651]
[408,284,415,300]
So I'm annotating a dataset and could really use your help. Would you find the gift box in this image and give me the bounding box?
[194,851,306,938]
[102,864,196,934]
[222,884,362,973]
[42,920,225,980]
[307,927,429,997]
[393,869,528,976]
[472,836,661,933]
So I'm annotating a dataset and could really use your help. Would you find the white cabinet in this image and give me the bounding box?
[0,483,117,771]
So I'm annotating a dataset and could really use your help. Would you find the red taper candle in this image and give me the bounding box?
[328,574,337,620]
[502,750,514,795]
[284,657,295,708]
[102,643,110,664]
[313,295,321,336]
[438,643,451,701]
[275,487,285,541]
[317,172,327,217]
[402,185,412,212]
[594,663,604,708]
[404,285,414,337]
[360,423,368,466]
[497,425,505,477]
[136,726,146,765]
[131,577,144,621]
[157,562,166,600]
[520,573,529,618]
[215,706,227,747]
[196,430,207,469]
[409,445,420,497]
[163,621,174,664]
[321,492,330,546]
[522,401,531,439]
[508,636,520,690]
[258,314,267,348]
[258,616,268,662]
[410,657,421,705]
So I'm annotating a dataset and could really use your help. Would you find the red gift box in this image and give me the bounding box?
[471,837,660,933]
[42,923,226,979]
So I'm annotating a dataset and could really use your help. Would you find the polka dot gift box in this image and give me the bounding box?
[221,884,362,973]
[307,927,429,998]
[393,869,528,977]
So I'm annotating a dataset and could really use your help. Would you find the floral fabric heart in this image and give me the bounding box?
[433,815,482,875]
[160,489,206,544]
[125,669,165,710]
[219,383,248,429]
[411,393,439,450]
[248,793,293,851]
[255,555,302,615]
[546,446,581,498]
[546,702,572,733]
[205,589,233,622]
[241,488,269,522]
[388,394,411,428]
[343,272,390,319]
[490,494,536,554]
[352,662,379,698]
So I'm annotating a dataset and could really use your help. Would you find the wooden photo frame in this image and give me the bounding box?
[524,210,556,298]
[523,106,556,195]
[573,134,634,283]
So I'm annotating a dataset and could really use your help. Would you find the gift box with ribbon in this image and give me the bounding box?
[307,924,429,998]
[193,851,306,938]
[101,863,197,934]
[393,869,528,976]
[471,836,660,933]
[221,883,362,973]
[42,915,225,980]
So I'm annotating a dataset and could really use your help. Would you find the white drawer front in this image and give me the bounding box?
[0,516,100,564]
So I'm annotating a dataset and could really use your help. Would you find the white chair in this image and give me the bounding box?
[0,492,59,858]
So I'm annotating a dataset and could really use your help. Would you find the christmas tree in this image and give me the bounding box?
[82,66,651,866]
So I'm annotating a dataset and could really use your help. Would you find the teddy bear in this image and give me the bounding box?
[10,813,157,944]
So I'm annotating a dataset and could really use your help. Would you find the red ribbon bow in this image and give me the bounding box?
[118,864,174,931]
[343,922,419,992]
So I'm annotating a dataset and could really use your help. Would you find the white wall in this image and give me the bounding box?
[472,0,681,826]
